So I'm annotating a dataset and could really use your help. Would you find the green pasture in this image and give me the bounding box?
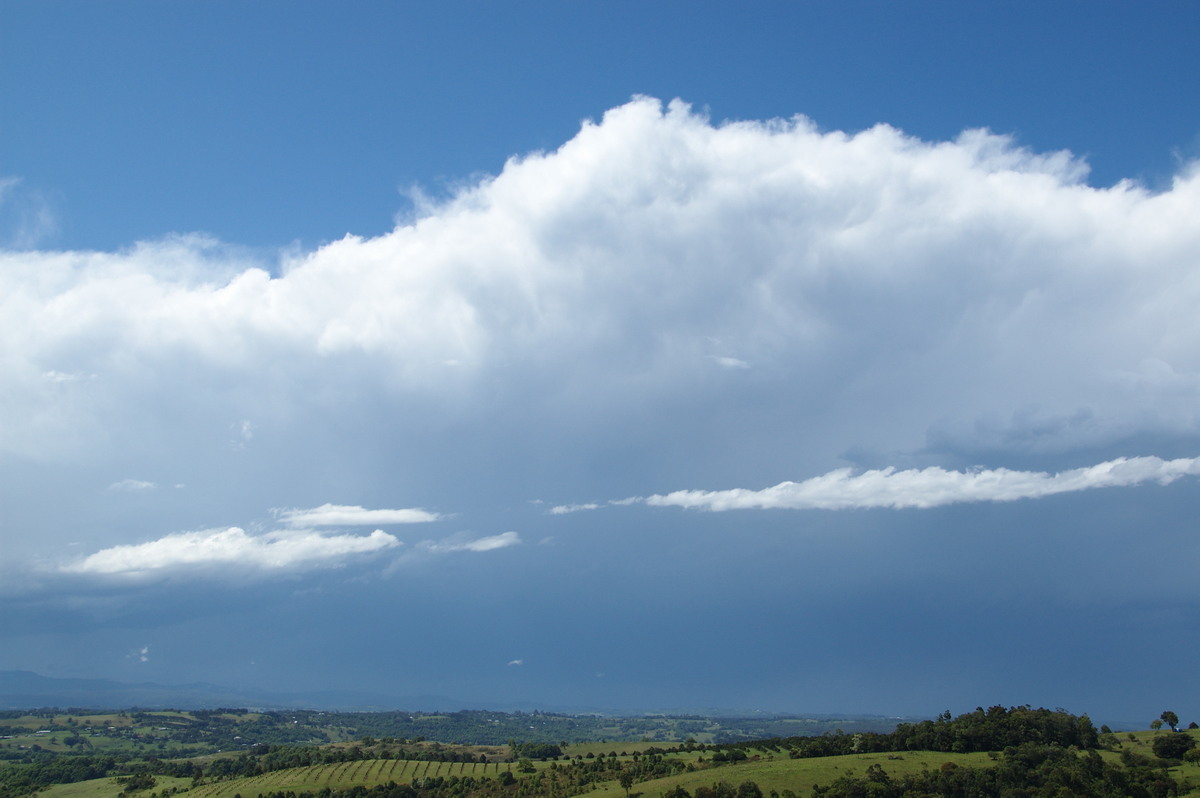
[186,758,513,798]
[1142,729,1200,794]
[584,750,998,798]
[160,749,1002,798]
[37,775,195,798]
[564,741,695,757]
[14,719,1200,798]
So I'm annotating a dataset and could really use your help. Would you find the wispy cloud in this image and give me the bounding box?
[578,455,1200,513]
[107,479,156,492]
[276,503,440,527]
[0,175,58,249]
[549,502,600,515]
[420,531,521,553]
[62,527,400,577]
[711,356,749,369]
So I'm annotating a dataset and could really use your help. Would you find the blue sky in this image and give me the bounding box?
[3,1,1200,724]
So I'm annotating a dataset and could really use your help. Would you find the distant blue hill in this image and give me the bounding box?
[0,670,490,712]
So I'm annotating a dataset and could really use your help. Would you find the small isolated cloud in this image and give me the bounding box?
[548,502,600,515]
[107,479,156,492]
[712,356,750,369]
[129,645,150,663]
[422,531,521,553]
[43,370,94,383]
[229,420,255,449]
[0,175,58,249]
[507,659,524,666]
[625,455,1200,512]
[276,503,440,527]
[62,526,400,578]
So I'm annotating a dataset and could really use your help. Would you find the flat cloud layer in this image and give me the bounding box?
[276,504,440,527]
[61,527,400,577]
[631,455,1200,511]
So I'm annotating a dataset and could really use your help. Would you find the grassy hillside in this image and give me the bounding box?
[35,732,1200,798]
[11,708,1200,798]
[151,750,1003,798]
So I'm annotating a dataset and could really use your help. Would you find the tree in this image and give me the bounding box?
[737,780,763,798]
[1161,711,1179,731]
[1150,719,1163,731]
[618,770,635,796]
[1152,732,1194,760]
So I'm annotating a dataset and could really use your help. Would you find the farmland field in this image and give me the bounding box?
[9,709,1200,798]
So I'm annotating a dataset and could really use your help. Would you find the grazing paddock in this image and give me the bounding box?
[37,776,195,798]
[186,758,507,798]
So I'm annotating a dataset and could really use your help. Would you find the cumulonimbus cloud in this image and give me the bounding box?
[568,455,1200,513]
[5,95,1200,470]
[275,503,440,527]
[61,527,400,577]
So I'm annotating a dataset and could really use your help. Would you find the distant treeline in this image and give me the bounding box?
[0,752,197,797]
[710,705,1099,759]
[811,744,1179,798]
[169,706,1104,787]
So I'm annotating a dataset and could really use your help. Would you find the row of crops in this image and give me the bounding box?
[187,758,513,798]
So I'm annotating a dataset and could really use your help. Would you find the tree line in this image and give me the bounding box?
[810,743,1182,798]
[708,705,1099,759]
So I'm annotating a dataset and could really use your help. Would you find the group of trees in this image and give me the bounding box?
[1,705,1195,798]
[704,706,1100,761]
[810,743,1181,798]
[1151,732,1195,761]
[0,752,199,798]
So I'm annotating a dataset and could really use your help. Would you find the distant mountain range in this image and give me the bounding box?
[1,670,801,716]
[0,671,1150,733]
[0,670,900,720]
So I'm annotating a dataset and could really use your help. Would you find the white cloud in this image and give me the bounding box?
[507,659,524,666]
[421,531,521,553]
[43,370,94,383]
[4,96,1200,564]
[631,455,1200,512]
[0,176,58,249]
[276,503,441,527]
[712,356,749,369]
[231,419,255,448]
[62,526,400,577]
[107,479,156,492]
[549,502,600,515]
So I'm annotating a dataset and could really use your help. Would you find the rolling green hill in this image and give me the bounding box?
[6,707,1200,798]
